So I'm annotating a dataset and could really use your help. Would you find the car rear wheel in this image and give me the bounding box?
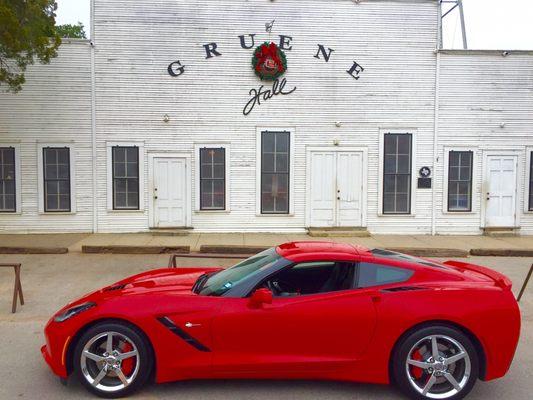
[393,325,479,400]
[73,322,153,398]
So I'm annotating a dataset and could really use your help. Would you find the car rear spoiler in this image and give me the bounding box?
[443,260,513,290]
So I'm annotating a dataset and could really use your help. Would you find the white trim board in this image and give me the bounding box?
[36,142,77,214]
[480,150,522,229]
[193,143,231,213]
[255,127,296,216]
[147,152,192,228]
[377,129,418,217]
[0,143,22,214]
[441,146,479,215]
[305,146,368,228]
[106,141,145,213]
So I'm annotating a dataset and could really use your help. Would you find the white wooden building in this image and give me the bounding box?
[1,0,532,235]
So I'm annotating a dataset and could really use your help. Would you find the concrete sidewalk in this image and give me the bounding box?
[2,232,533,256]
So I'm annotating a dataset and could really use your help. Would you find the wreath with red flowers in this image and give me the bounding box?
[251,42,287,81]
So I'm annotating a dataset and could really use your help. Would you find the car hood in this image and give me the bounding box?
[68,267,224,305]
[105,267,223,294]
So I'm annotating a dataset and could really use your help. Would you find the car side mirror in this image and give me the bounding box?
[250,288,273,307]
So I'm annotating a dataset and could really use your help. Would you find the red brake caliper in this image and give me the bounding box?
[410,349,424,379]
[120,342,134,376]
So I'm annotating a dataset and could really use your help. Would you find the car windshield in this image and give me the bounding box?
[198,248,281,296]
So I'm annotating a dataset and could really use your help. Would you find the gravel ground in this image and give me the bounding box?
[0,253,531,400]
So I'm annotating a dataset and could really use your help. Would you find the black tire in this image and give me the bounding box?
[392,325,479,400]
[73,322,153,398]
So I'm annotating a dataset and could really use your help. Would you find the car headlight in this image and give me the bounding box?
[54,302,96,322]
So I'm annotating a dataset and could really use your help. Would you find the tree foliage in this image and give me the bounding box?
[56,22,86,39]
[0,0,62,93]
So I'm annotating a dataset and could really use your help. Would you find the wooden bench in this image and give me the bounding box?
[0,263,24,313]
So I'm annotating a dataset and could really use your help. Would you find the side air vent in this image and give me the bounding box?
[381,286,426,292]
[103,284,127,292]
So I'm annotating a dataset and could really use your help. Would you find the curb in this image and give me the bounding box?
[0,247,68,254]
[384,247,469,258]
[470,248,533,257]
[199,245,269,255]
[82,245,190,254]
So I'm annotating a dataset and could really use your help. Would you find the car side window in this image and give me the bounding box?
[262,261,356,297]
[356,262,413,288]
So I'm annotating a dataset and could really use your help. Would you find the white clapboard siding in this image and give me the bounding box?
[437,50,533,234]
[93,0,439,233]
[2,1,533,235]
[0,40,93,233]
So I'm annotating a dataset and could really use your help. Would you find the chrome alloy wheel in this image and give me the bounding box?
[405,334,471,399]
[80,331,140,393]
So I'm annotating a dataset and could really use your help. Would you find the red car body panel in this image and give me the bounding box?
[42,242,521,387]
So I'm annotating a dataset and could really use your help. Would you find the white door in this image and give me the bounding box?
[153,157,187,228]
[309,152,336,226]
[485,155,517,227]
[337,152,363,227]
[309,151,363,227]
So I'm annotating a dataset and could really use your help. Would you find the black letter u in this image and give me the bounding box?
[238,34,256,49]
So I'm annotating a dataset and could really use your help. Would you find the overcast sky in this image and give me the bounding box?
[56,0,533,50]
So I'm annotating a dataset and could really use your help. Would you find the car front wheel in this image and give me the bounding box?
[393,325,479,400]
[73,322,153,398]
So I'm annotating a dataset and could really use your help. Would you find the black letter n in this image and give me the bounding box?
[314,44,334,62]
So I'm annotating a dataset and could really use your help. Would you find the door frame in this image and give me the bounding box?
[148,152,192,228]
[480,150,521,228]
[305,146,368,228]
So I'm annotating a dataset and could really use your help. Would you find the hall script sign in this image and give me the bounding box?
[167,34,365,116]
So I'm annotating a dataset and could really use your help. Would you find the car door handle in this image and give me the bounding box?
[185,322,201,328]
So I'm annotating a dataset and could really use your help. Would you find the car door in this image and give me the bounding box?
[210,262,378,378]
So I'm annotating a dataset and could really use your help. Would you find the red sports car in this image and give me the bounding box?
[42,241,520,399]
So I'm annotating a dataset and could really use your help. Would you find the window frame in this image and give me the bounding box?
[0,145,20,213]
[111,146,140,211]
[527,149,533,212]
[442,146,478,215]
[447,150,474,212]
[194,143,230,212]
[106,141,145,212]
[378,130,416,216]
[37,142,76,214]
[256,128,295,216]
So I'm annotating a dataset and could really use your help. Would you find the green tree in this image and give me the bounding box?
[0,0,61,93]
[56,22,86,39]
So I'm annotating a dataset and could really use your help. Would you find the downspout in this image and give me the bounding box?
[432,1,442,236]
[90,0,98,233]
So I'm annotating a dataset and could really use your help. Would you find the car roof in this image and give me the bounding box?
[276,241,371,262]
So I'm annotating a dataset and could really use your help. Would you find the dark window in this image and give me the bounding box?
[529,153,533,211]
[383,133,412,214]
[0,147,16,212]
[112,146,139,210]
[357,262,413,288]
[200,148,225,210]
[261,130,290,214]
[43,147,71,212]
[262,261,356,297]
[448,151,473,212]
